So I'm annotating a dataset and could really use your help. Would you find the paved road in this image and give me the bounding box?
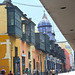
[58,71,75,75]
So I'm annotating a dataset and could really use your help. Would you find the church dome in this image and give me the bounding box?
[38,13,52,28]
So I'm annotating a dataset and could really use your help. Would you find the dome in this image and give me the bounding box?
[38,13,52,28]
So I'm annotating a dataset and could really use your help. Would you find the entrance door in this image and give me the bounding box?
[44,60,46,72]
[33,59,35,69]
[22,57,25,74]
[36,62,39,70]
[13,57,20,75]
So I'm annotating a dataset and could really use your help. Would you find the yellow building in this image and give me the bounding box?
[0,1,23,74]
[0,1,47,75]
[0,34,21,75]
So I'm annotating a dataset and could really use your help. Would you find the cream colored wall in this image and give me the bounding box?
[58,43,71,55]
[58,43,66,49]
[0,5,7,34]
[27,44,36,73]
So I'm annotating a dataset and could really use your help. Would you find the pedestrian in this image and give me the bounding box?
[25,68,28,75]
[37,69,40,75]
[28,68,31,75]
[8,71,13,75]
[33,69,36,75]
[1,69,6,75]
[0,71,1,75]
[49,69,51,75]
[46,69,48,75]
[55,69,58,75]
[51,68,55,75]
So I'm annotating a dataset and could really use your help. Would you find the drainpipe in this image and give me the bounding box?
[40,51,42,75]
[10,36,13,72]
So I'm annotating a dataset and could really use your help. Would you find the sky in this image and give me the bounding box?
[0,0,67,42]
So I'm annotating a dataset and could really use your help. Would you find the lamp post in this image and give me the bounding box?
[40,51,42,75]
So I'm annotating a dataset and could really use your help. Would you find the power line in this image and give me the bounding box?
[12,2,43,8]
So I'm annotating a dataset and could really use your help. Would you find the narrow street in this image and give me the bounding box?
[58,71,75,75]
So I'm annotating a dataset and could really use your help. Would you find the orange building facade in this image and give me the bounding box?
[63,49,70,71]
[20,41,28,75]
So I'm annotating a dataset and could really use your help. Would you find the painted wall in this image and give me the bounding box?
[58,43,74,67]
[28,45,35,73]
[0,34,10,75]
[0,34,21,75]
[58,43,66,49]
[63,49,70,71]
[0,5,7,34]
[35,50,46,73]
[20,41,28,75]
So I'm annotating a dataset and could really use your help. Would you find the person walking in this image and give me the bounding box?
[8,71,13,75]
[28,68,31,75]
[55,69,58,75]
[0,71,1,75]
[1,69,6,75]
[37,69,40,75]
[25,68,28,75]
[33,69,36,75]
[51,69,55,75]
[46,69,48,75]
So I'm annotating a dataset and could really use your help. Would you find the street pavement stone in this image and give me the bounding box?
[58,71,75,75]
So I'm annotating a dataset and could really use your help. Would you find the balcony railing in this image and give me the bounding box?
[6,6,23,38]
[44,34,50,53]
[35,33,45,51]
[22,20,35,45]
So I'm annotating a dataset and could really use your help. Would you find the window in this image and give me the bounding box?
[33,59,35,69]
[23,24,25,33]
[43,29,46,33]
[22,51,24,53]
[22,57,25,74]
[28,51,30,59]
[50,45,51,50]
[15,12,21,28]
[8,12,14,25]
[38,56,39,61]
[15,47,18,57]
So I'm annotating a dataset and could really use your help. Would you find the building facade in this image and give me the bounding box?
[63,49,70,71]
[0,0,67,75]
[37,13,66,72]
[58,43,74,69]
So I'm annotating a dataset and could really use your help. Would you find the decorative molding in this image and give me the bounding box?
[0,39,11,59]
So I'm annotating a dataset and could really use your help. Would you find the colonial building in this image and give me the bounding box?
[63,49,70,71]
[0,0,23,74]
[0,0,66,75]
[58,43,74,69]
[0,0,36,75]
[21,16,36,74]
[37,13,66,72]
